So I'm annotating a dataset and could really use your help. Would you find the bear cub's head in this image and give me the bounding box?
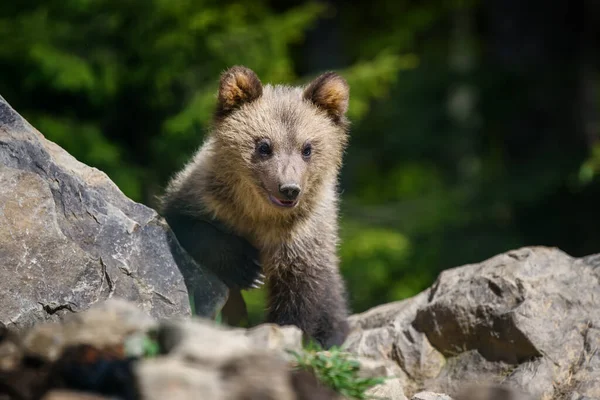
[211,66,350,215]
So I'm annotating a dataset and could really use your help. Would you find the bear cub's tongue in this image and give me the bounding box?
[269,194,297,208]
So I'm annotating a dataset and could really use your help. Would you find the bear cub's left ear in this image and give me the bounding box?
[303,72,350,123]
[216,65,263,118]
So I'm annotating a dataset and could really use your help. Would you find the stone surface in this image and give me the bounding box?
[0,94,228,330]
[41,391,112,400]
[135,358,225,400]
[347,246,600,400]
[243,323,304,355]
[21,298,157,362]
[412,391,453,400]
[359,356,409,400]
[0,298,340,400]
[453,384,535,400]
[2,246,599,400]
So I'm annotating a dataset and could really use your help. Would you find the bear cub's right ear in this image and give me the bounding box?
[216,66,263,118]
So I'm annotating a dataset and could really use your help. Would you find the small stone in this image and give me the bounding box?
[135,358,224,400]
[156,318,253,365]
[244,323,304,355]
[412,392,453,400]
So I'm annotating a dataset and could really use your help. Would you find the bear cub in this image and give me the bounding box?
[161,66,351,348]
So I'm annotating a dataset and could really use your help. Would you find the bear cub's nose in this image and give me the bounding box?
[279,184,301,200]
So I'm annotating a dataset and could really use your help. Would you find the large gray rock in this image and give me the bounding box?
[346,246,600,400]
[0,94,227,330]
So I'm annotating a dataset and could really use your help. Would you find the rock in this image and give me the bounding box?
[411,391,453,400]
[21,298,157,362]
[135,350,339,400]
[41,391,112,400]
[0,298,342,400]
[345,291,444,396]
[569,393,597,400]
[0,94,228,330]
[453,384,534,400]
[155,318,255,365]
[243,323,304,355]
[214,351,298,400]
[135,358,225,400]
[289,369,344,400]
[347,246,600,400]
[358,356,409,400]
[141,317,319,399]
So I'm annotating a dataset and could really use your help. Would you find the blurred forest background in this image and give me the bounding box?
[1,0,600,325]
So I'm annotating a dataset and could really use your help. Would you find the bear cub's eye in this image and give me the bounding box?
[302,143,312,159]
[257,140,272,157]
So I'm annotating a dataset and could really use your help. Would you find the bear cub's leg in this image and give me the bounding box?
[266,268,350,349]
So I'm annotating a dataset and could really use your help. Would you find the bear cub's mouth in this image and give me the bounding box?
[268,194,298,208]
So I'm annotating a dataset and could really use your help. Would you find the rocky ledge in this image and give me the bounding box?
[1,245,598,400]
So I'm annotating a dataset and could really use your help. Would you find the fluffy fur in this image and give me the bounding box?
[161,66,351,348]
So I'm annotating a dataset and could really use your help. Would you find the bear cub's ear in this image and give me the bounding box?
[216,66,263,118]
[303,72,349,123]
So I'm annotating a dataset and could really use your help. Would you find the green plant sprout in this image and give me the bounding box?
[287,341,386,399]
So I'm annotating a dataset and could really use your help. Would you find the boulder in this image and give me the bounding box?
[0,94,228,330]
[0,298,341,400]
[346,246,600,400]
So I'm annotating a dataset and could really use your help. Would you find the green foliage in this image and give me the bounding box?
[241,285,267,326]
[188,293,196,315]
[340,52,419,120]
[124,330,160,358]
[0,0,335,202]
[579,143,600,185]
[340,222,420,311]
[288,342,386,399]
[141,334,161,358]
[214,311,223,325]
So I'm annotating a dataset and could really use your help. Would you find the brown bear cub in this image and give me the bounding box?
[160,66,351,348]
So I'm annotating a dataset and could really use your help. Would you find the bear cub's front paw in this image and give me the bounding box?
[216,235,265,291]
[233,256,265,290]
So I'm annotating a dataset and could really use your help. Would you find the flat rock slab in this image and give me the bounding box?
[0,94,227,330]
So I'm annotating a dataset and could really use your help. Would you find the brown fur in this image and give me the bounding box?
[161,66,351,348]
[216,66,264,119]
